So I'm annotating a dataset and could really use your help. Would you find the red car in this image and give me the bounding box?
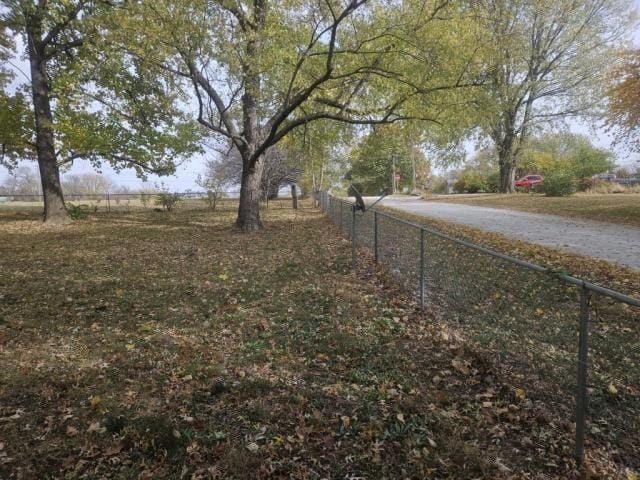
[515,175,544,190]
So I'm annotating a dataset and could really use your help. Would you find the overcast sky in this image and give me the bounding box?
[2,4,640,191]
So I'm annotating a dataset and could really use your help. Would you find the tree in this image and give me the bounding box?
[1,1,202,223]
[201,146,301,201]
[122,0,482,230]
[0,22,13,87]
[0,92,32,165]
[454,148,501,193]
[606,49,640,153]
[0,165,41,197]
[520,132,614,177]
[61,172,114,195]
[473,0,630,192]
[196,159,232,211]
[290,119,353,196]
[349,124,428,194]
[0,22,33,169]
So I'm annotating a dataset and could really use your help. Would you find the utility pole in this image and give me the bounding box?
[391,155,396,194]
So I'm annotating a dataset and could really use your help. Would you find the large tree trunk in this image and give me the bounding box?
[499,157,516,193]
[236,158,265,232]
[497,136,517,194]
[27,21,70,224]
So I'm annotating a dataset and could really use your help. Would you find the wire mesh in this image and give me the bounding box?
[377,213,421,294]
[317,192,640,470]
[424,229,580,401]
[586,293,640,468]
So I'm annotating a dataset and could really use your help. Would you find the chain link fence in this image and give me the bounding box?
[0,191,305,213]
[318,192,640,470]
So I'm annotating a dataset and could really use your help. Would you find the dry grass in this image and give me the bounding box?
[0,203,636,479]
[424,193,640,226]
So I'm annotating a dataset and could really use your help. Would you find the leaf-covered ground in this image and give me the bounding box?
[0,204,636,479]
[424,193,640,227]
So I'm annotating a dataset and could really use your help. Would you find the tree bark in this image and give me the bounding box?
[236,157,265,231]
[27,15,70,224]
[499,156,516,193]
[495,127,517,193]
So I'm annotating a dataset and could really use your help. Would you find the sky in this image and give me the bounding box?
[2,3,640,191]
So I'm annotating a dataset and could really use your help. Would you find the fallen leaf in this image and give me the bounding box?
[451,358,470,375]
[246,442,259,453]
[87,421,102,433]
[89,396,101,409]
[341,415,351,428]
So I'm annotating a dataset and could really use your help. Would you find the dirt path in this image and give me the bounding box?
[380,197,640,270]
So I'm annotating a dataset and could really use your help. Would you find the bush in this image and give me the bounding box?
[575,178,594,192]
[585,180,632,194]
[454,171,488,193]
[155,192,180,211]
[140,192,152,208]
[486,172,501,193]
[427,176,448,194]
[203,190,224,210]
[66,203,90,219]
[539,171,576,197]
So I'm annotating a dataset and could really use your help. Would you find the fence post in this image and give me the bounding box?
[420,228,426,308]
[575,285,591,465]
[340,201,343,232]
[374,211,379,263]
[351,206,357,269]
[107,193,111,213]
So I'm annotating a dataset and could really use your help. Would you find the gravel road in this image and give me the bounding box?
[379,197,640,270]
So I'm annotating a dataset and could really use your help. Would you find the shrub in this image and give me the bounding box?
[203,190,224,210]
[575,178,595,192]
[66,203,90,219]
[454,171,488,193]
[155,192,180,211]
[486,172,501,193]
[585,180,632,194]
[539,171,576,197]
[428,176,448,194]
[140,192,152,208]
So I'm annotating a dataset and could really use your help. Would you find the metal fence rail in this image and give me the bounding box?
[318,192,640,469]
[0,191,304,212]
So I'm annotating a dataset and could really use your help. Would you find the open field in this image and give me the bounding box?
[425,193,640,226]
[1,203,638,479]
[0,197,295,215]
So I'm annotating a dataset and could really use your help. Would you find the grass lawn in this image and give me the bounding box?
[426,193,640,226]
[0,203,637,478]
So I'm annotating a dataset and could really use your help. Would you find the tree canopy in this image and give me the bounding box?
[520,132,615,179]
[349,124,429,194]
[110,0,482,229]
[606,49,640,153]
